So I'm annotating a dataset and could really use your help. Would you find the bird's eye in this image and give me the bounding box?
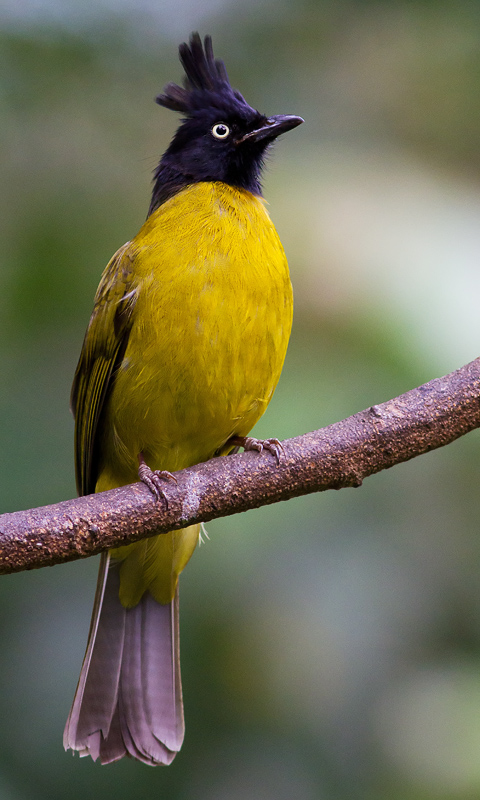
[211,123,230,140]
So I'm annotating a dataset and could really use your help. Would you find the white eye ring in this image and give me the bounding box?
[211,123,230,140]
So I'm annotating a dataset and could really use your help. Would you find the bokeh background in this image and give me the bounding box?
[2,1,480,798]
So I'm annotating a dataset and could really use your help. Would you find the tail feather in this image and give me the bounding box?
[98,704,126,763]
[119,594,179,765]
[64,554,184,766]
[142,592,184,751]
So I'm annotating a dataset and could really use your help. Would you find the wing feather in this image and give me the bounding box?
[71,242,138,496]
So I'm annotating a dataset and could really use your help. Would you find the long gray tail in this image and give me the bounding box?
[63,553,184,765]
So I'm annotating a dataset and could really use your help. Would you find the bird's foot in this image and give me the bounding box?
[138,453,177,506]
[228,435,284,464]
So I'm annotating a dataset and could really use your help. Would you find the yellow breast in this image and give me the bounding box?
[96,181,293,491]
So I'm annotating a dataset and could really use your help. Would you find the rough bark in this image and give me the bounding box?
[1,358,479,575]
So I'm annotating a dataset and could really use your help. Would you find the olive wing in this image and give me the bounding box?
[71,243,138,496]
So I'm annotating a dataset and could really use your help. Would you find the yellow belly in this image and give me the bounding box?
[95,182,293,605]
[97,181,293,485]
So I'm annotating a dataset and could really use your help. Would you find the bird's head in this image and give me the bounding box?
[149,33,303,213]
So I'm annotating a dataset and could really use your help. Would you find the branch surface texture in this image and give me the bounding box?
[1,358,479,575]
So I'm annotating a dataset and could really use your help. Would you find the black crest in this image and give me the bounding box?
[149,33,303,213]
[156,33,251,117]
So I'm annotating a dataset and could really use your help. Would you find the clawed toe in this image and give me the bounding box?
[138,455,177,506]
[228,435,284,464]
[260,437,284,463]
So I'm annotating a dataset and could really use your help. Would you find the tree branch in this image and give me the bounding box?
[1,358,480,576]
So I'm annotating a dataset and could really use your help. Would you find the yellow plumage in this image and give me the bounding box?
[78,182,292,606]
[65,32,301,766]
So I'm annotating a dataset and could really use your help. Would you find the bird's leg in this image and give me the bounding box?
[227,435,284,464]
[138,452,177,506]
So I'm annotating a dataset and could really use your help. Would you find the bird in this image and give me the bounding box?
[63,32,303,766]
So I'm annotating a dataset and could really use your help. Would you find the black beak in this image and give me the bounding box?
[235,114,304,145]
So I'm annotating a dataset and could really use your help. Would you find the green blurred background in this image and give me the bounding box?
[2,1,480,798]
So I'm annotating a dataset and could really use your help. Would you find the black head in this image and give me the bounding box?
[149,33,303,214]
